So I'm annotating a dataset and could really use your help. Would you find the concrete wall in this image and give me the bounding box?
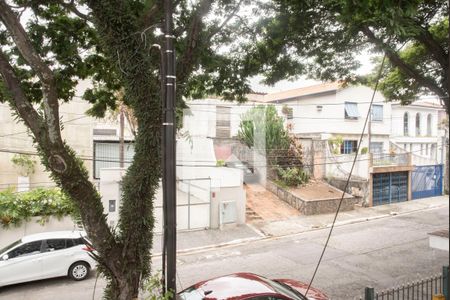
[282,86,390,137]
[211,186,246,228]
[326,177,370,206]
[266,181,360,215]
[0,216,77,249]
[100,166,246,232]
[0,98,95,191]
[183,99,255,139]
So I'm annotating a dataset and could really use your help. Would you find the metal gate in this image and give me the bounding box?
[412,165,443,199]
[373,172,408,206]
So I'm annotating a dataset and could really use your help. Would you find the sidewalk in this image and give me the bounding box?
[255,195,449,236]
[152,223,263,255]
[152,195,448,254]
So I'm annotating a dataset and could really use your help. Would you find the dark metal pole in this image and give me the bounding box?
[163,0,177,296]
[119,104,125,168]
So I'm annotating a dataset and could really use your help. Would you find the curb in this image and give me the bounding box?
[152,202,448,257]
[153,236,266,258]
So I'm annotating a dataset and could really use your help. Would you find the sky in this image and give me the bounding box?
[249,52,376,93]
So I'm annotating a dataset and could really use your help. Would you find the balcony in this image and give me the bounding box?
[370,152,413,174]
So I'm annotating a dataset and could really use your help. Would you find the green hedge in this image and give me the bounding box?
[0,188,77,228]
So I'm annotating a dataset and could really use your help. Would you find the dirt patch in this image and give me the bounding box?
[288,180,351,201]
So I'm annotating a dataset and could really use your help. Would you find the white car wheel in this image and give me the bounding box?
[69,262,89,281]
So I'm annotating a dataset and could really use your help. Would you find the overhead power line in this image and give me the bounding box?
[305,55,388,296]
[0,144,444,169]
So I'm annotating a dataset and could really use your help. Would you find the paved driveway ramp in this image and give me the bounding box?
[245,184,300,222]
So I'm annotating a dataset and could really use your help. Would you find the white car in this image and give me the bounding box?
[0,231,97,287]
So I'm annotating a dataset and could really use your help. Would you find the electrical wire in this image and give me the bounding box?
[0,115,91,138]
[0,144,444,168]
[304,54,388,297]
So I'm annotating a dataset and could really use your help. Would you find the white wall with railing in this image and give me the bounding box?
[325,144,369,180]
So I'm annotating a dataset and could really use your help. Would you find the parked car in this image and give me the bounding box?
[0,231,96,287]
[225,161,259,184]
[178,272,329,300]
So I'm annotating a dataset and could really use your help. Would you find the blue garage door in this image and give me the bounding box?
[373,172,408,206]
[412,165,443,199]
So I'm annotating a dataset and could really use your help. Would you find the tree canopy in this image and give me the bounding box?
[0,0,260,298]
[249,0,449,112]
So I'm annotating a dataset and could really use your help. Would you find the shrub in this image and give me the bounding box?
[11,154,36,176]
[329,135,343,155]
[0,188,77,228]
[277,167,309,187]
[216,159,225,167]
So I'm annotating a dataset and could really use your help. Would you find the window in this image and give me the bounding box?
[66,239,75,248]
[403,112,409,136]
[344,102,360,119]
[341,140,358,154]
[420,144,423,155]
[93,141,135,179]
[72,238,86,246]
[45,239,66,251]
[371,105,383,121]
[286,107,293,119]
[425,144,429,155]
[415,113,421,136]
[216,106,231,138]
[7,241,42,259]
[427,114,432,136]
[370,142,383,153]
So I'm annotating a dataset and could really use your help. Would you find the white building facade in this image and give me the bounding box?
[390,101,445,165]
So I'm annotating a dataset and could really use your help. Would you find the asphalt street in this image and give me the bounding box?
[0,204,448,300]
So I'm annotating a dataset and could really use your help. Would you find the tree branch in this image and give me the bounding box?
[176,0,212,86]
[361,25,447,100]
[414,24,448,71]
[0,0,61,144]
[0,50,45,136]
[141,1,161,29]
[58,0,92,22]
[208,0,244,39]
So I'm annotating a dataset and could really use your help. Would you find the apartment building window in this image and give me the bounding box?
[370,142,383,153]
[403,112,409,136]
[427,114,432,136]
[415,113,421,136]
[371,105,383,121]
[344,102,360,119]
[341,140,357,154]
[93,141,135,179]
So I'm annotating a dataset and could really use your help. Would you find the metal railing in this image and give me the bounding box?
[372,152,410,167]
[361,266,449,300]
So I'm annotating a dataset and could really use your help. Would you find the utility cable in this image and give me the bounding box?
[0,144,443,169]
[304,54,388,297]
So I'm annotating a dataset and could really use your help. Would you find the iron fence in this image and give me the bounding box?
[361,266,449,300]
